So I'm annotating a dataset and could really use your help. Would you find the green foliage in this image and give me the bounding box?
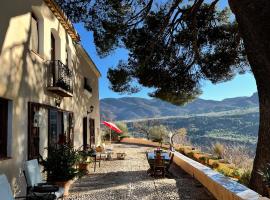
[40,145,82,182]
[55,0,248,106]
[231,168,241,178]
[199,156,209,164]
[238,170,252,186]
[77,150,93,164]
[149,125,169,144]
[186,151,195,159]
[217,168,231,177]
[103,121,129,141]
[115,122,129,134]
[119,134,130,141]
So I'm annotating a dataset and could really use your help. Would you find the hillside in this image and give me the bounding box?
[125,110,259,153]
[100,92,258,121]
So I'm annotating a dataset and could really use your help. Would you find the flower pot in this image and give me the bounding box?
[78,163,88,171]
[267,186,270,197]
[55,180,74,196]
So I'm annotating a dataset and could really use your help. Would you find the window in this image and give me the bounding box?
[66,46,69,66]
[48,109,74,147]
[30,13,39,53]
[84,77,92,93]
[0,98,8,158]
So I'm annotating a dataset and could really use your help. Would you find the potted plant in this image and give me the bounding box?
[258,163,270,196]
[77,150,93,173]
[40,144,82,196]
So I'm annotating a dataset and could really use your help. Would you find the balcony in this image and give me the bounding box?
[47,60,73,97]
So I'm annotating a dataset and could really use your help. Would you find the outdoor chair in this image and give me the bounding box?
[0,174,27,199]
[24,159,64,199]
[153,155,166,178]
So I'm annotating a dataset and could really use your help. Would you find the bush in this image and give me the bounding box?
[149,125,169,144]
[231,168,241,178]
[212,161,219,169]
[40,145,83,182]
[186,151,194,158]
[238,170,252,186]
[217,168,231,177]
[212,142,224,159]
[119,134,130,141]
[178,147,185,154]
[199,156,209,164]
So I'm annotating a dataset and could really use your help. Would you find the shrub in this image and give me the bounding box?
[222,144,254,171]
[199,156,209,164]
[238,170,252,186]
[186,151,194,158]
[217,168,231,177]
[119,134,130,141]
[212,161,219,169]
[178,147,185,154]
[40,145,83,182]
[149,125,169,145]
[212,142,224,159]
[231,168,241,178]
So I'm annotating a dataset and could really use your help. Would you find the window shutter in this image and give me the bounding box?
[30,15,39,53]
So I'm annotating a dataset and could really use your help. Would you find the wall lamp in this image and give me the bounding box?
[87,105,94,115]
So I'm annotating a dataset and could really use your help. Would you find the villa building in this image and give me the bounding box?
[0,0,101,194]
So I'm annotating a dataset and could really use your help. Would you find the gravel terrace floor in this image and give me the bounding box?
[67,143,216,200]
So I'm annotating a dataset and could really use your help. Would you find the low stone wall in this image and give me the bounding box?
[120,137,170,148]
[173,151,268,200]
[120,137,269,200]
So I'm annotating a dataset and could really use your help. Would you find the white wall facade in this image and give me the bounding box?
[0,0,101,195]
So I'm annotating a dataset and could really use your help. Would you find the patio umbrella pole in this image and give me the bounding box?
[110,128,112,144]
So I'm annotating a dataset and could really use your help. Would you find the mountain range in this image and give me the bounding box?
[100,92,259,121]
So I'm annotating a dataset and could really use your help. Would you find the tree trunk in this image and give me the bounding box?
[228,0,270,195]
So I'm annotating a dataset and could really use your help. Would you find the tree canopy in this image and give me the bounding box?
[56,0,249,105]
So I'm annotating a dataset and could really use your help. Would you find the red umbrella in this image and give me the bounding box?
[103,121,122,133]
[102,121,122,143]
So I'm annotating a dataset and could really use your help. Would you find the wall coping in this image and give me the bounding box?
[173,151,268,200]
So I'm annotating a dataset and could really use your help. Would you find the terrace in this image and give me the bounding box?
[67,143,215,200]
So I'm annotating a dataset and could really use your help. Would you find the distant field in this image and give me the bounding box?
[124,108,259,154]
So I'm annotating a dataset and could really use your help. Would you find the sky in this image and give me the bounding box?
[74,0,257,101]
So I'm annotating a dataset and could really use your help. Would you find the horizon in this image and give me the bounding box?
[100,90,258,101]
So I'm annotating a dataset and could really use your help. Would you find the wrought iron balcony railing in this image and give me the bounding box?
[47,60,73,97]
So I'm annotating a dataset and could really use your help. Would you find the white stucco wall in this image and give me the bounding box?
[0,0,100,196]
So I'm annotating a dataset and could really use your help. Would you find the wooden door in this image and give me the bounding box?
[89,118,95,147]
[0,98,8,158]
[83,117,87,150]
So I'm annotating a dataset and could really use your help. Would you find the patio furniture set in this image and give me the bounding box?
[1,145,127,200]
[146,149,174,178]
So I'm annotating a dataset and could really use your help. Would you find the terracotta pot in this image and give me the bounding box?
[55,180,74,196]
[78,163,88,171]
[267,186,270,197]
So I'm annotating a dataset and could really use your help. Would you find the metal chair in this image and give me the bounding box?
[153,155,166,178]
[24,159,64,199]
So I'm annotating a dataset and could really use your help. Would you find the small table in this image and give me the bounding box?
[147,152,171,175]
[89,153,99,172]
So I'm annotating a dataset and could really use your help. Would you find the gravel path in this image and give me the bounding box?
[66,143,216,200]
